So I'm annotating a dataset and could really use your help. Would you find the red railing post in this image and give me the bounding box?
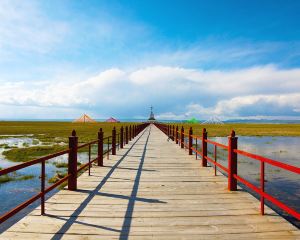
[181,126,184,148]
[228,130,238,191]
[98,128,103,166]
[125,126,128,144]
[112,127,116,155]
[261,161,265,215]
[189,127,193,155]
[133,125,136,138]
[176,126,179,144]
[214,145,217,176]
[172,125,175,141]
[202,128,207,167]
[68,130,78,191]
[41,160,45,215]
[129,125,132,141]
[120,126,124,148]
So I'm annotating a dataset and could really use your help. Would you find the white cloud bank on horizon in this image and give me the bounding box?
[0,65,299,119]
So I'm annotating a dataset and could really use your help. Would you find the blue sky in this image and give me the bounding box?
[0,0,300,120]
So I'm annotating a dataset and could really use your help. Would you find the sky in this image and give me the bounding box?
[0,0,300,120]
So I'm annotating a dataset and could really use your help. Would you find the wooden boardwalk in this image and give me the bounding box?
[1,125,299,239]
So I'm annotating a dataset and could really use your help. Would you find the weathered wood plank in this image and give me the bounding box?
[0,125,298,239]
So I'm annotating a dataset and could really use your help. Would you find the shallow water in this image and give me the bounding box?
[0,136,106,221]
[200,136,300,227]
[0,135,299,229]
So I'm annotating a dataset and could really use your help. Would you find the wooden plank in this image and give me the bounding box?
[0,125,299,239]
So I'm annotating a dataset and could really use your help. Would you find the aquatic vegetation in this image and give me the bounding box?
[16,175,35,181]
[52,162,68,168]
[0,175,12,183]
[48,171,67,183]
[2,145,66,162]
[0,173,35,184]
[52,161,82,168]
[32,139,40,145]
[0,143,18,149]
[0,144,10,149]
[22,142,30,147]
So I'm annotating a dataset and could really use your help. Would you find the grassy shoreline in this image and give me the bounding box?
[0,122,299,138]
[0,166,35,184]
[1,122,300,163]
[169,123,300,137]
[0,121,134,143]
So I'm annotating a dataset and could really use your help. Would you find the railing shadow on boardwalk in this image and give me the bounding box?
[49,126,166,240]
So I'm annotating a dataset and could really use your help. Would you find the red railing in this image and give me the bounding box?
[154,122,300,221]
[0,123,149,224]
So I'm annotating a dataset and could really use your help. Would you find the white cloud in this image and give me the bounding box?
[129,65,300,96]
[168,93,300,120]
[214,94,300,115]
[0,65,299,119]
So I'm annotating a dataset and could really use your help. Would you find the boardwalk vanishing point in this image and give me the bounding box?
[1,124,299,239]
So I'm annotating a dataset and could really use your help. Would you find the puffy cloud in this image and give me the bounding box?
[164,93,300,120]
[0,65,299,119]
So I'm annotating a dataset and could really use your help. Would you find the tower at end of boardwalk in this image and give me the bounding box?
[148,105,156,122]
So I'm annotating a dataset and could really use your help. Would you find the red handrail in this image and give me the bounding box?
[205,139,228,149]
[0,149,70,176]
[0,123,149,225]
[234,149,300,174]
[155,122,300,221]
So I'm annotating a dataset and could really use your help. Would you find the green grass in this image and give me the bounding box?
[2,145,65,162]
[52,162,82,168]
[1,121,299,141]
[48,171,67,184]
[0,144,17,149]
[0,173,35,184]
[52,162,68,168]
[16,175,35,181]
[168,123,300,137]
[32,139,40,145]
[0,175,12,183]
[0,122,136,163]
[0,121,135,144]
[1,121,300,164]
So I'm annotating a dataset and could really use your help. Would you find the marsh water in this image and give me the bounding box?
[0,135,299,229]
[202,136,300,227]
[0,135,108,231]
